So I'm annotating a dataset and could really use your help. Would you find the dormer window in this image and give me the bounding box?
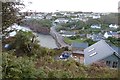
[89,52,97,57]
[88,48,95,52]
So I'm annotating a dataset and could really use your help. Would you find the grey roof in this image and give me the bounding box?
[84,40,120,65]
[110,44,120,55]
[72,42,88,49]
[111,32,117,35]
[92,34,104,41]
[107,32,112,35]
[106,31,117,35]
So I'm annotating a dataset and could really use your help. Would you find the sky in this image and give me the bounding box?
[21,0,120,12]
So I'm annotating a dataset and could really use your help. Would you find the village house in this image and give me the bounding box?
[61,31,76,37]
[90,24,101,29]
[54,18,69,24]
[104,31,118,38]
[109,24,119,29]
[59,30,66,34]
[25,13,45,20]
[45,14,52,20]
[104,32,112,38]
[71,42,88,63]
[52,13,57,17]
[86,34,92,39]
[6,23,31,38]
[84,40,120,68]
[79,34,86,37]
[91,33,104,41]
[112,32,119,38]
[92,14,101,19]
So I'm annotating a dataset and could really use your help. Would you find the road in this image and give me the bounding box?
[50,25,69,48]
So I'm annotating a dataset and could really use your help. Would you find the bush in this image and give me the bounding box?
[2,52,38,79]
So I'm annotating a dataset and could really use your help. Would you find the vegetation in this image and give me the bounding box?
[2,1,25,48]
[86,18,101,26]
[99,13,118,25]
[5,30,40,56]
[62,21,86,29]
[84,39,96,46]
[21,19,52,28]
[57,13,119,33]
[64,36,85,44]
[2,52,37,79]
[2,51,118,79]
[1,1,119,79]
[107,37,120,47]
[2,29,118,79]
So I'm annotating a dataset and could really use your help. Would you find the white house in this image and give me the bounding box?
[46,15,52,20]
[54,18,69,24]
[92,13,101,19]
[109,24,119,29]
[92,15,101,19]
[59,30,66,34]
[61,31,76,37]
[91,25,101,29]
[104,32,112,38]
[104,31,118,38]
[87,34,92,39]
[6,24,31,38]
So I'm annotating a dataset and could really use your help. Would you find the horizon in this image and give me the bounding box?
[21,0,120,13]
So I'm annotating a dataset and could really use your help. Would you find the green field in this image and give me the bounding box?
[64,37,85,44]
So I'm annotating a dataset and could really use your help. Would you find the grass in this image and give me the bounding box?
[64,37,85,44]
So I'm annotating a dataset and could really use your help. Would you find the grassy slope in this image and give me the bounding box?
[64,37,85,44]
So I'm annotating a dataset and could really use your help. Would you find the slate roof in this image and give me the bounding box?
[72,42,88,49]
[106,32,112,35]
[110,44,120,55]
[106,31,117,36]
[84,40,120,65]
[92,34,104,41]
[112,32,118,35]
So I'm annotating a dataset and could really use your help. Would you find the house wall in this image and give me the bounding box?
[104,33,112,38]
[102,54,120,68]
[72,53,84,63]
[72,48,84,51]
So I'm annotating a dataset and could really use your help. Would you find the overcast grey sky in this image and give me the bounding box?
[21,0,120,12]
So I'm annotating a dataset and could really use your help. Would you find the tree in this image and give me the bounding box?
[21,19,52,28]
[86,18,101,26]
[107,37,120,47]
[75,21,86,29]
[2,52,38,79]
[84,39,96,46]
[2,1,25,48]
[2,1,24,35]
[9,30,40,56]
[99,13,118,25]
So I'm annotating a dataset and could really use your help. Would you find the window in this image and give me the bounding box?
[106,61,111,66]
[89,52,97,57]
[112,61,118,68]
[88,48,95,52]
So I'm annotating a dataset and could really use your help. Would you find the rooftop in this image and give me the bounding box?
[71,42,88,49]
[84,40,120,65]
